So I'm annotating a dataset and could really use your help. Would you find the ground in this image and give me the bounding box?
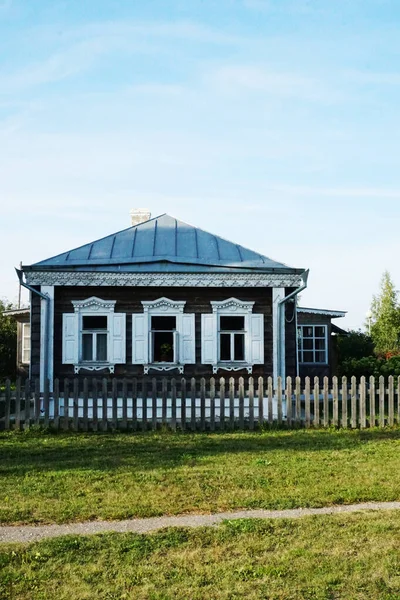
[1,428,400,524]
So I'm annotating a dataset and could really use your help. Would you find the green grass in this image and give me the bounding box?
[2,512,400,599]
[2,428,400,525]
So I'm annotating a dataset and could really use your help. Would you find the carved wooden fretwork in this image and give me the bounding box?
[25,271,303,288]
[213,365,253,374]
[74,364,115,374]
[144,364,185,375]
[72,297,116,312]
[142,298,186,313]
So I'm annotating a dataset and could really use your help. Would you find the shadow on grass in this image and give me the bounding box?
[1,428,400,476]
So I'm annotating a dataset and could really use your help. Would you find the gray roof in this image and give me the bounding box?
[26,214,302,274]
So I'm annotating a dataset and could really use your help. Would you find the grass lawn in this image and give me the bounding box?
[2,512,400,599]
[1,428,400,525]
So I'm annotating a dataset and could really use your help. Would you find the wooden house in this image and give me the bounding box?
[15,211,345,389]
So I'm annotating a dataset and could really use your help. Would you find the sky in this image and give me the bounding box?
[1,0,400,329]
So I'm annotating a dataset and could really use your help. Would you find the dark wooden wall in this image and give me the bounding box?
[30,285,300,381]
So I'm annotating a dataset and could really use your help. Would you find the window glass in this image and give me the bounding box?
[97,334,108,361]
[234,334,245,361]
[303,339,313,350]
[220,316,245,331]
[22,323,31,363]
[315,351,326,363]
[303,327,313,338]
[220,333,231,360]
[298,325,327,364]
[152,316,176,330]
[303,351,314,363]
[315,338,326,350]
[83,316,107,330]
[82,334,93,361]
[315,326,326,338]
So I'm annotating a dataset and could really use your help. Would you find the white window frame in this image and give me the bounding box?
[203,298,264,374]
[134,298,195,374]
[218,315,247,364]
[62,297,126,374]
[297,324,328,365]
[21,322,31,364]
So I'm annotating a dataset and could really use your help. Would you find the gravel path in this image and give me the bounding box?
[2,502,400,544]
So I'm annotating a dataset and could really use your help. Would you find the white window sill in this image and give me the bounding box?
[144,364,184,375]
[213,363,253,374]
[74,363,115,374]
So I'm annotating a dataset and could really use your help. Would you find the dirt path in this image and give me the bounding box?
[2,502,400,544]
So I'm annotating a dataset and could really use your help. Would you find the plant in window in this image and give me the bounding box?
[160,343,173,362]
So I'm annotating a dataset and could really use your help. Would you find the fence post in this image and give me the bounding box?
[24,379,31,430]
[15,378,21,431]
[132,378,137,432]
[304,377,310,429]
[142,378,148,432]
[191,378,197,432]
[359,376,366,429]
[34,379,40,426]
[91,378,98,433]
[323,377,329,427]
[44,378,50,429]
[112,378,118,430]
[313,377,320,427]
[286,376,292,428]
[341,376,348,428]
[268,376,273,425]
[295,377,301,425]
[74,378,80,432]
[82,378,88,432]
[351,376,357,429]
[162,378,168,426]
[152,378,158,431]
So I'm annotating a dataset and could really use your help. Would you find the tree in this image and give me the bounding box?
[0,299,17,381]
[369,271,400,357]
[337,329,374,364]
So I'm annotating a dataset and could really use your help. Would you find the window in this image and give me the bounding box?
[132,298,195,374]
[81,316,108,362]
[62,297,126,374]
[151,316,177,363]
[298,325,327,364]
[219,316,245,362]
[201,298,264,374]
[22,323,30,364]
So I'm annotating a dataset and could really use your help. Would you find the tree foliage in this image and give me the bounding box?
[370,271,400,357]
[337,330,374,364]
[0,299,17,381]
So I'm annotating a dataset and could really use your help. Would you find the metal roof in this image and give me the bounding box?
[27,213,302,273]
[297,307,346,319]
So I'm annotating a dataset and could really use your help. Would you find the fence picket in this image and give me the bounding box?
[258,377,264,426]
[323,377,329,427]
[313,377,319,427]
[379,376,385,428]
[286,377,292,427]
[191,378,196,431]
[249,377,254,430]
[74,378,80,431]
[351,377,357,429]
[239,377,245,430]
[295,377,301,425]
[34,378,40,426]
[397,376,400,424]
[181,378,187,431]
[229,378,235,431]
[63,379,70,431]
[54,378,60,431]
[333,377,339,427]
[388,375,394,427]
[24,379,31,430]
[152,378,158,431]
[162,378,168,425]
[171,378,177,432]
[369,375,375,428]
[142,379,148,431]
[341,376,348,428]
[210,377,215,432]
[82,378,88,432]
[131,379,137,432]
[44,378,50,429]
[112,378,118,430]
[277,377,283,425]
[4,379,10,431]
[15,378,21,431]
[304,377,311,428]
[359,376,366,429]
[200,377,206,431]
[268,377,273,425]
[219,378,225,431]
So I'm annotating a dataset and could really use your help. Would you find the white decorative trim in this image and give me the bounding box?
[25,271,303,288]
[211,298,254,313]
[142,298,186,313]
[213,364,253,374]
[144,364,185,375]
[72,297,116,312]
[74,364,115,374]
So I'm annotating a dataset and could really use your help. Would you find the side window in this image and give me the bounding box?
[22,323,31,364]
[298,325,327,364]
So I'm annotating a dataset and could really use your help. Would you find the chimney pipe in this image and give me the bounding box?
[130,209,151,226]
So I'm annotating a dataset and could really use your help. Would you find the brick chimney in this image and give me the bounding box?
[130,209,151,226]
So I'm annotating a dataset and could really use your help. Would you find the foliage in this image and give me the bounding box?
[0,299,17,381]
[337,329,374,363]
[2,512,400,598]
[370,271,400,356]
[339,355,400,379]
[2,429,400,525]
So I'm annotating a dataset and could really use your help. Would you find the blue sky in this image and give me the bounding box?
[1,0,400,328]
